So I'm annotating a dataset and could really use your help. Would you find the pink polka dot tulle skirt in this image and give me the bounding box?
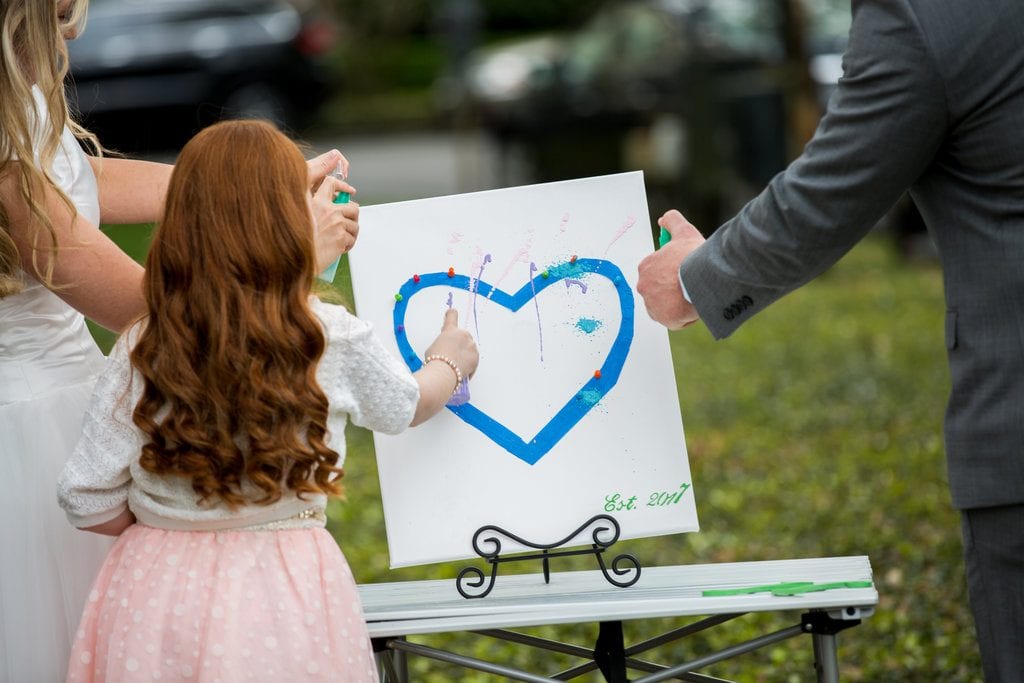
[66,524,379,682]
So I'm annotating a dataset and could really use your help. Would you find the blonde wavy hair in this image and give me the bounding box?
[0,0,102,298]
[131,120,343,509]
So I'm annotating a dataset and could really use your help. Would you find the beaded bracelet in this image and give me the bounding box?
[424,354,463,394]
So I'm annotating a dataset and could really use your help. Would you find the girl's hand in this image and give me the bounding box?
[309,157,358,272]
[306,149,349,193]
[425,308,479,380]
[410,309,479,426]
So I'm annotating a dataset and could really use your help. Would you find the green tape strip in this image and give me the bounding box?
[702,580,873,598]
[702,582,814,597]
[770,581,874,596]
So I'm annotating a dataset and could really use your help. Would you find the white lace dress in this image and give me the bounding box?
[0,90,112,681]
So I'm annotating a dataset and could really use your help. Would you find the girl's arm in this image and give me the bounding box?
[88,156,172,225]
[411,361,464,427]
[2,164,145,332]
[57,335,142,535]
[82,508,137,536]
[318,303,477,434]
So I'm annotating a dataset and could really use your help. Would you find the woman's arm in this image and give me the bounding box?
[2,165,145,331]
[88,156,172,225]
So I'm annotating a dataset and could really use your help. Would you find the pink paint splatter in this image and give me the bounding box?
[603,216,638,255]
[487,231,534,300]
[446,232,465,256]
[559,212,571,233]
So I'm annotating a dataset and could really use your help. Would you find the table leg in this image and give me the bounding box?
[812,633,839,683]
[594,621,628,683]
[374,637,409,682]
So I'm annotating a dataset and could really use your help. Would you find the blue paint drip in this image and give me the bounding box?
[392,257,635,466]
[575,318,602,334]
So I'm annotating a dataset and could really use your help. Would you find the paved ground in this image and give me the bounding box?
[312,129,516,205]
[149,127,532,205]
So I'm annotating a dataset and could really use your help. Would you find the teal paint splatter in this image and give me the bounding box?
[577,390,603,406]
[576,318,603,334]
[546,260,585,279]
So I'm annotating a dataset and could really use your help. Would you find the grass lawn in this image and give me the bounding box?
[94,227,980,681]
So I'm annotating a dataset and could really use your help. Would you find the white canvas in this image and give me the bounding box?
[349,171,697,568]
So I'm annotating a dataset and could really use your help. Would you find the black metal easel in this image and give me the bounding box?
[455,514,642,599]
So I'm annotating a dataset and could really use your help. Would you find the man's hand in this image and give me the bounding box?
[637,210,705,330]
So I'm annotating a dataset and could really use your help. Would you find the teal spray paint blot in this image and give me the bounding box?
[575,318,602,334]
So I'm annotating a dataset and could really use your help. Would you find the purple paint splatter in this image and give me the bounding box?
[471,253,492,340]
[564,278,588,294]
[529,261,544,362]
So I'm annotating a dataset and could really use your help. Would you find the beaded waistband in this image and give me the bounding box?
[242,507,327,531]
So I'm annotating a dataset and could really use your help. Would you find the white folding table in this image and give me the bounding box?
[360,555,877,682]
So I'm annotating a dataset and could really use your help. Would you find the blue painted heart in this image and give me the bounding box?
[392,258,635,465]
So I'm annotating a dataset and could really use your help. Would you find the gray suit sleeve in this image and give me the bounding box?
[682,0,947,339]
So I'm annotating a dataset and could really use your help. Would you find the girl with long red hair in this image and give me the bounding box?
[57,119,478,682]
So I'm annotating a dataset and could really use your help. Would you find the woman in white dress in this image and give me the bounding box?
[0,3,356,678]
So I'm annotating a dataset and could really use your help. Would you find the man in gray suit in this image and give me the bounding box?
[636,0,1023,678]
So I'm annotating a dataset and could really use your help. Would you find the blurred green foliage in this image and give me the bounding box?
[92,227,980,679]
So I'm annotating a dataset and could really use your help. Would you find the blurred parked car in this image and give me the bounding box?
[444,0,850,229]
[67,0,339,152]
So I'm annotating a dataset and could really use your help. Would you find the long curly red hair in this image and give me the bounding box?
[131,119,342,508]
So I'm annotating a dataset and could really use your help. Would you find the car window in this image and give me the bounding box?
[564,5,685,85]
[802,0,851,53]
[616,6,684,73]
[700,0,782,57]
[562,9,619,85]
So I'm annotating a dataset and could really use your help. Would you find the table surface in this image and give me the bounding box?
[359,555,877,638]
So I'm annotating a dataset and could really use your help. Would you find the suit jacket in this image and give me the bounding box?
[680,0,1024,510]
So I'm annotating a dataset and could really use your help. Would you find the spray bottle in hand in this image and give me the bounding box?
[318,165,350,282]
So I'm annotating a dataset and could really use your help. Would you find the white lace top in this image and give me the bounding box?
[57,298,419,531]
